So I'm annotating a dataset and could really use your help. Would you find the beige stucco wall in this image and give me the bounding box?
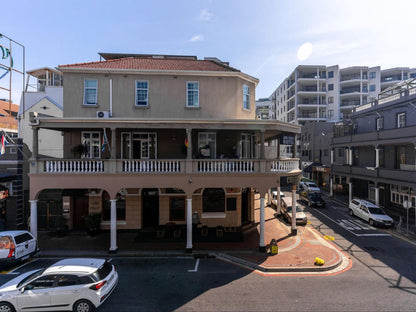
[63,72,256,120]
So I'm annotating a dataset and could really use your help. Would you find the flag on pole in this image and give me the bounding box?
[101,129,108,153]
[0,135,7,156]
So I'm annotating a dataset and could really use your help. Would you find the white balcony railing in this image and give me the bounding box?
[44,160,104,173]
[123,160,181,172]
[37,158,300,174]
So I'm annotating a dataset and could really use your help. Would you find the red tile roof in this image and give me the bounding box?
[59,56,239,72]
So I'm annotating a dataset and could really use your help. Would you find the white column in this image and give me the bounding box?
[375,148,380,168]
[29,200,38,239]
[259,197,266,251]
[375,187,380,206]
[291,185,297,235]
[330,149,334,164]
[277,186,281,215]
[330,176,333,197]
[109,199,117,252]
[186,198,192,251]
[349,148,353,165]
[349,182,353,203]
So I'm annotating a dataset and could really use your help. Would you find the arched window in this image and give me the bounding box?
[203,188,225,213]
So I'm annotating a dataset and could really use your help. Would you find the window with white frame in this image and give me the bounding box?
[328,109,334,118]
[198,132,216,158]
[397,113,406,128]
[376,117,384,131]
[186,82,199,107]
[328,96,334,104]
[243,85,250,110]
[83,79,97,105]
[81,131,101,158]
[135,81,149,106]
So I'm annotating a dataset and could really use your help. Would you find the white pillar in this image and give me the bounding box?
[330,149,334,164]
[375,187,380,206]
[29,200,38,239]
[330,176,333,197]
[277,186,281,215]
[291,185,297,235]
[109,199,117,252]
[259,197,266,251]
[349,148,353,165]
[186,198,192,251]
[349,182,353,203]
[375,148,380,168]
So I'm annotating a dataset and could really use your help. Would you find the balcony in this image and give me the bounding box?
[35,158,300,175]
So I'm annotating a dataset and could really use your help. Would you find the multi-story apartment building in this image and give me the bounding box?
[255,98,275,120]
[270,65,416,125]
[331,79,416,223]
[28,53,301,252]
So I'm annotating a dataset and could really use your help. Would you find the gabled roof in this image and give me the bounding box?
[58,56,240,72]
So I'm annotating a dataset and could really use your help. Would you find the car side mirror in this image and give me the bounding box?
[21,285,34,293]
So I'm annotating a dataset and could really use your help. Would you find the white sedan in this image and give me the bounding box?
[0,258,118,312]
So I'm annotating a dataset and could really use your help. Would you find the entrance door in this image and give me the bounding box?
[142,189,159,228]
[73,196,89,230]
[241,188,250,224]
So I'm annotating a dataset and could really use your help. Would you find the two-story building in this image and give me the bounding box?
[331,79,416,223]
[28,53,301,252]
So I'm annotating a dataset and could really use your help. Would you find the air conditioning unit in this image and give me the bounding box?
[96,111,110,118]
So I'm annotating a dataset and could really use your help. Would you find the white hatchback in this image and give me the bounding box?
[0,231,37,266]
[349,199,393,227]
[0,258,118,312]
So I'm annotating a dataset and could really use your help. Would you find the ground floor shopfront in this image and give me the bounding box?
[29,171,300,252]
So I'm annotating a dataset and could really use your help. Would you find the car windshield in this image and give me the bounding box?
[17,269,45,288]
[368,207,386,215]
[307,183,318,188]
[287,206,303,213]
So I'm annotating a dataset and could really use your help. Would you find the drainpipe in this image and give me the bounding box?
[109,78,113,117]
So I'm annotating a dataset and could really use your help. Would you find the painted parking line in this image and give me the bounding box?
[188,259,200,272]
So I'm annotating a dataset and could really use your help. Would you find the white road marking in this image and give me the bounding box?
[312,209,391,237]
[188,259,200,272]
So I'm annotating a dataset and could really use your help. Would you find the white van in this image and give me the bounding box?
[0,231,37,266]
[281,197,307,225]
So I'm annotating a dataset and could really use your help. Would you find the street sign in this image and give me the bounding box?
[403,201,412,210]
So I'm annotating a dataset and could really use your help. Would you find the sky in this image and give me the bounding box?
[2,0,416,105]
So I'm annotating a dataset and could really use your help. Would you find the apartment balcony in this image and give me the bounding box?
[33,158,300,175]
[340,74,367,83]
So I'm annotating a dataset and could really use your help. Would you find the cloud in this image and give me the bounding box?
[189,35,204,42]
[198,9,213,21]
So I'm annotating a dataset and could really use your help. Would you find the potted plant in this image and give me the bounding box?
[85,213,102,236]
[71,144,86,158]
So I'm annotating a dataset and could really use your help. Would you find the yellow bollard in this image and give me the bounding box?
[314,257,325,266]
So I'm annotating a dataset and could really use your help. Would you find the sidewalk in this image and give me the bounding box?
[36,205,349,274]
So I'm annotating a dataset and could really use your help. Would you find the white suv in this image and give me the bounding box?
[349,199,393,227]
[299,181,321,193]
[0,258,118,312]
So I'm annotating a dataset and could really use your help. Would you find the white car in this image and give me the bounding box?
[281,197,307,225]
[299,181,321,193]
[270,190,285,208]
[0,258,118,312]
[0,231,37,266]
[349,199,393,227]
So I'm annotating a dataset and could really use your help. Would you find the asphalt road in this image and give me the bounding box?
[0,196,415,311]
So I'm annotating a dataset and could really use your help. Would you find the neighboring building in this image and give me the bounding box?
[270,65,416,125]
[331,78,416,223]
[255,98,275,120]
[28,53,301,252]
[19,67,64,159]
[299,121,333,188]
[0,99,19,137]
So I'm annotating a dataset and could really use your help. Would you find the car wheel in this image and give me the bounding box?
[73,299,95,312]
[369,219,374,226]
[349,209,354,216]
[0,302,15,312]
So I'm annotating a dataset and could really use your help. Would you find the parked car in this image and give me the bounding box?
[281,197,307,225]
[349,199,393,227]
[299,191,326,208]
[270,190,285,208]
[0,231,37,266]
[0,258,118,312]
[299,181,321,193]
